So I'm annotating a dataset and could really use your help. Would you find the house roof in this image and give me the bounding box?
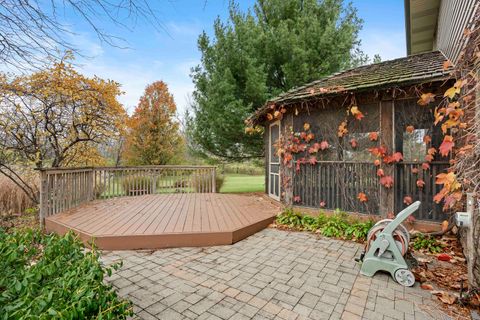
[250,50,451,124]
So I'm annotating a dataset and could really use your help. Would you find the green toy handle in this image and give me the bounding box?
[383,201,421,235]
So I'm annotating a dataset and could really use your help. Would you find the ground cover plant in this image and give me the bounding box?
[275,208,374,242]
[0,229,132,319]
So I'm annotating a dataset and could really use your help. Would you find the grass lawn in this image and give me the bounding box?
[220,174,265,193]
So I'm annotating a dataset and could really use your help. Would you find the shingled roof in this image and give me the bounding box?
[251,50,452,124]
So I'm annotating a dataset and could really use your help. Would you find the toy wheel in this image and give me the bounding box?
[394,269,415,287]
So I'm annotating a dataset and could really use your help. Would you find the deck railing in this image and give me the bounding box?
[39,165,216,226]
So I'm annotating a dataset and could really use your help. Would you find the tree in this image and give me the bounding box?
[0,0,162,70]
[188,0,365,159]
[123,81,183,165]
[0,53,127,202]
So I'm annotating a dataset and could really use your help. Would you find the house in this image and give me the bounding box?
[248,0,478,222]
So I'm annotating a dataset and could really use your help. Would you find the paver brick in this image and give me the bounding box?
[101,229,445,320]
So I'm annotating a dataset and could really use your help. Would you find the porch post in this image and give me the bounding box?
[39,169,48,229]
[379,100,395,216]
[283,113,294,205]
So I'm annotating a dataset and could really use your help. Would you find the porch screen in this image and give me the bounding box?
[291,104,380,215]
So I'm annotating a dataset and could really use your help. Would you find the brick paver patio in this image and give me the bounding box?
[101,229,449,320]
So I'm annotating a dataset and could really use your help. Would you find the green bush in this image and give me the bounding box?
[276,208,374,242]
[0,229,133,319]
[412,233,444,253]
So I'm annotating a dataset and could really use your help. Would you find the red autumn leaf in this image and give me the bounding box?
[443,60,452,70]
[350,138,358,148]
[380,175,394,188]
[368,132,378,141]
[416,179,425,188]
[300,132,307,140]
[437,254,451,262]
[391,152,403,162]
[376,168,385,177]
[425,154,434,162]
[374,159,381,166]
[350,106,364,120]
[387,212,395,219]
[417,93,436,106]
[411,167,419,174]
[305,133,315,142]
[423,135,432,144]
[266,113,274,121]
[427,147,436,155]
[369,146,387,157]
[439,135,454,157]
[308,143,320,154]
[319,201,326,207]
[293,196,301,203]
[421,284,434,290]
[320,140,329,150]
[403,195,413,205]
[357,192,368,203]
[406,125,415,133]
[283,153,293,165]
[308,156,318,165]
[422,162,430,170]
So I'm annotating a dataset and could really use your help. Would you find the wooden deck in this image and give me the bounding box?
[45,193,281,250]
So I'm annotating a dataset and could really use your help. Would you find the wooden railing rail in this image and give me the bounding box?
[38,165,216,227]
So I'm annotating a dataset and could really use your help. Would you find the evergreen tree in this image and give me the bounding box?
[188,0,364,159]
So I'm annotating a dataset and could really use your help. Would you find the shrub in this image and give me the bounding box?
[0,174,38,217]
[412,233,444,253]
[191,174,224,193]
[0,229,133,319]
[276,208,375,242]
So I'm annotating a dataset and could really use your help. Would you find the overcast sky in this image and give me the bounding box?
[66,0,406,115]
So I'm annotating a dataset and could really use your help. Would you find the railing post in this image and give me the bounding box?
[212,167,216,193]
[39,170,48,229]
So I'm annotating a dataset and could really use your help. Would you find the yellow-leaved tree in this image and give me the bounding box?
[123,81,183,165]
[0,53,127,203]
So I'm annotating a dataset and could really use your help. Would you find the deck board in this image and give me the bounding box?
[45,193,281,250]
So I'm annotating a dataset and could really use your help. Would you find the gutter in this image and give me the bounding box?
[404,0,412,55]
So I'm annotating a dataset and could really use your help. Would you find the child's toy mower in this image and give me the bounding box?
[356,201,420,287]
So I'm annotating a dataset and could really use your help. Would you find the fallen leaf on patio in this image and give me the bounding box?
[438,253,452,262]
[421,283,434,290]
[436,291,457,305]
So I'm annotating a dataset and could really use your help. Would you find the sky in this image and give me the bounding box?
[66,0,406,115]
